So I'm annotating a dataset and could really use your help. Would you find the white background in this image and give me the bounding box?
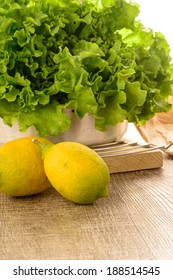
[135,0,173,59]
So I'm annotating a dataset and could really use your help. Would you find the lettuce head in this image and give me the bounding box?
[0,0,173,136]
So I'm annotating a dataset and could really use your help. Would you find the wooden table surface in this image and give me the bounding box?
[0,153,173,260]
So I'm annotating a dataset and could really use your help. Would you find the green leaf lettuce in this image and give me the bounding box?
[0,0,172,136]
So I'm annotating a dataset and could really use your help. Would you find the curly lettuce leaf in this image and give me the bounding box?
[18,101,71,137]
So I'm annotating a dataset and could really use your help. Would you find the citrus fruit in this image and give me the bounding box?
[0,137,52,196]
[37,141,110,204]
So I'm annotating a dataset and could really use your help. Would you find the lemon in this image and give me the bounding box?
[39,141,110,204]
[0,137,52,196]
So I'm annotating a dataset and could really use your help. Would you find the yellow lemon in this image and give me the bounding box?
[38,141,110,204]
[0,137,52,196]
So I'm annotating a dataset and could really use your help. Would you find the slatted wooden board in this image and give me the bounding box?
[102,149,163,174]
[96,124,164,173]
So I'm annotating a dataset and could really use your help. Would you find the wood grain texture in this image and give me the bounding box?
[103,150,163,173]
[0,154,173,260]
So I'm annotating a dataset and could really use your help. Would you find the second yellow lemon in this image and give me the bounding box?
[39,141,110,204]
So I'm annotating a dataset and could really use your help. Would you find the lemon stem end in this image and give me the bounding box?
[33,139,53,157]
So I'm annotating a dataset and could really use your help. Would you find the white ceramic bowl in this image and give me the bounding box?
[0,111,128,145]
